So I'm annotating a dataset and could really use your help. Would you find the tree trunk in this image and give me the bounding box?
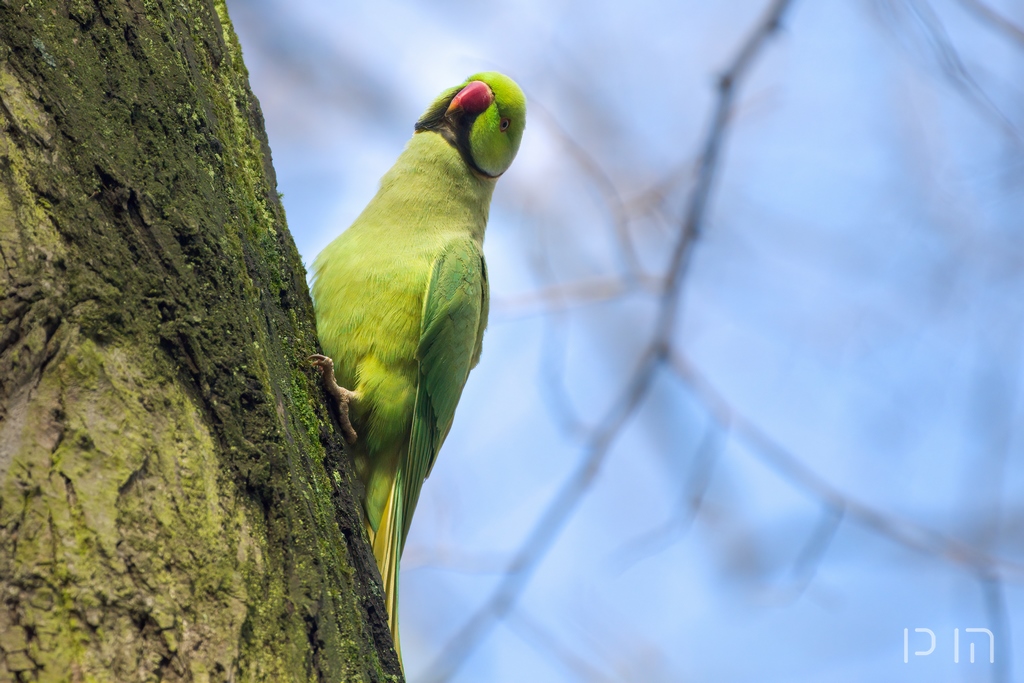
[0,1,402,681]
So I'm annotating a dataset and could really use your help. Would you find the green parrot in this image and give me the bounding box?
[308,72,526,662]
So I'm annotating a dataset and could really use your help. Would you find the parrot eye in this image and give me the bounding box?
[500,117,510,132]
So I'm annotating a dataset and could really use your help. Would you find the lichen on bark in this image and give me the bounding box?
[0,0,401,681]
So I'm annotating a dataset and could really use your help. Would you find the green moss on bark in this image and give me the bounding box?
[0,1,401,681]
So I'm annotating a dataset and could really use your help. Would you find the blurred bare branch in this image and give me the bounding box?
[537,313,592,439]
[508,610,622,683]
[610,421,721,571]
[531,101,648,283]
[900,0,1024,145]
[980,573,1012,683]
[227,0,406,129]
[770,503,845,604]
[623,161,696,216]
[524,211,597,438]
[422,343,661,683]
[957,0,1024,48]
[420,1,797,679]
[493,276,637,317]
[667,349,1024,579]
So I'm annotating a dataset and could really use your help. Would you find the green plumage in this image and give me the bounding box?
[310,72,525,663]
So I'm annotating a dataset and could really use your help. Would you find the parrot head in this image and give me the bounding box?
[415,72,526,178]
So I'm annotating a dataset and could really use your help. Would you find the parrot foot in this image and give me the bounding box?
[309,354,359,444]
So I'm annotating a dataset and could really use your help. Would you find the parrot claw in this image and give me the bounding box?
[309,354,359,444]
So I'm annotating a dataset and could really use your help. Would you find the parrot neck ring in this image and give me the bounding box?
[415,81,504,180]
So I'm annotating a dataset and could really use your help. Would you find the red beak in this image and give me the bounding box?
[446,81,494,116]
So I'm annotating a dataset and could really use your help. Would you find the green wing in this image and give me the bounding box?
[399,238,488,548]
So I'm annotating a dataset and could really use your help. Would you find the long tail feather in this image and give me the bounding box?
[365,380,440,668]
[369,471,405,664]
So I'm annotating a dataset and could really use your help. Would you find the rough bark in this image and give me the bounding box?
[0,0,402,681]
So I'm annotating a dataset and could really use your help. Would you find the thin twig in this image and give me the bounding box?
[537,312,592,439]
[667,349,1024,579]
[419,2,796,680]
[979,573,1012,683]
[421,347,661,683]
[623,161,697,214]
[610,421,722,571]
[957,0,1024,48]
[523,208,596,438]
[903,0,1024,146]
[508,610,622,683]
[531,100,647,282]
[493,276,637,318]
[776,503,845,602]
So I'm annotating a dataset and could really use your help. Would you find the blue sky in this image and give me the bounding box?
[225,0,1024,680]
